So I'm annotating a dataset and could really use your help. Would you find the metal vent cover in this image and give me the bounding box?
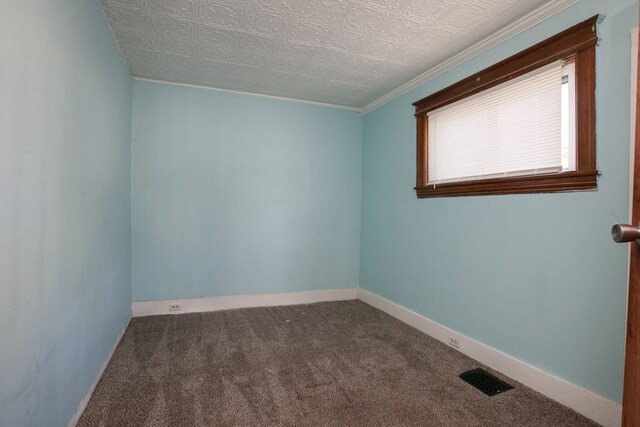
[459,368,514,396]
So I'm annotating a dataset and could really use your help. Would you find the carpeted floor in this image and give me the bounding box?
[78,300,597,426]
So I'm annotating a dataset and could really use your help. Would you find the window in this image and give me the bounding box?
[413,16,599,198]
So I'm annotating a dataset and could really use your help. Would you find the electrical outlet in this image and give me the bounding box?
[448,337,460,348]
[169,303,182,312]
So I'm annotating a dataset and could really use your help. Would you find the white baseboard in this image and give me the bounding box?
[67,318,130,427]
[132,288,358,317]
[357,288,621,427]
[69,288,619,426]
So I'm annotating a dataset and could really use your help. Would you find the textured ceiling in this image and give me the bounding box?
[100,0,553,108]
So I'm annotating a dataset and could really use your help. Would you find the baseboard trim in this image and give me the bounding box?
[357,288,621,427]
[69,289,619,425]
[132,288,359,317]
[67,318,130,427]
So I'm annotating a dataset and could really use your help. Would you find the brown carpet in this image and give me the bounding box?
[78,300,598,426]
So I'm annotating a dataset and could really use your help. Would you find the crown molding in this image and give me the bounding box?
[131,0,581,116]
[361,0,581,115]
[132,77,363,113]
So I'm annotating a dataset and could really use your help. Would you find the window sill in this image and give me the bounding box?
[414,170,598,198]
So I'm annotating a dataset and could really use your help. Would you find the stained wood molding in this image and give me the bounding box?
[414,15,600,199]
[362,0,581,114]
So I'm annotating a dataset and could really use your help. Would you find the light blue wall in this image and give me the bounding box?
[0,1,132,426]
[132,82,362,302]
[1,0,634,422]
[360,0,637,404]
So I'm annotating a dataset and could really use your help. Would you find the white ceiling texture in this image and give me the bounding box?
[99,0,569,110]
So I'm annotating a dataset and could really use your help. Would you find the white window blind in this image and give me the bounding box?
[427,62,565,185]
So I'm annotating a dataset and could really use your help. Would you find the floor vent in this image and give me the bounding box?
[459,368,514,396]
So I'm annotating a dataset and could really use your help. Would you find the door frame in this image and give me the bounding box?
[621,20,640,427]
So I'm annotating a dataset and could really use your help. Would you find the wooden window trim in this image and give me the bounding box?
[413,15,600,199]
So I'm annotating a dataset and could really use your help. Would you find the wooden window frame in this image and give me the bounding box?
[413,15,600,199]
